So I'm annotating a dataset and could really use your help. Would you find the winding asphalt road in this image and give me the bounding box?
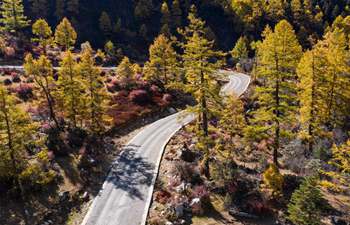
[0,66,250,225]
[79,70,250,225]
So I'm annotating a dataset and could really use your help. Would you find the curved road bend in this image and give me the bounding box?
[80,70,250,225]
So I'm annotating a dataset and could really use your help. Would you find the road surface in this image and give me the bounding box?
[80,70,250,225]
[0,65,117,71]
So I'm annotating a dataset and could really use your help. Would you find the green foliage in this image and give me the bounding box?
[262,164,284,197]
[231,36,248,62]
[19,162,56,188]
[0,0,30,33]
[287,176,324,225]
[54,17,77,50]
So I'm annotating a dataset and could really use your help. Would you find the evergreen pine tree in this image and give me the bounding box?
[171,0,182,29]
[99,11,112,35]
[24,54,60,129]
[116,56,134,80]
[55,0,65,20]
[54,17,77,50]
[160,2,171,36]
[56,51,85,128]
[287,176,324,225]
[30,0,48,19]
[77,43,111,134]
[179,6,224,177]
[143,34,179,88]
[32,19,53,55]
[247,20,302,166]
[0,0,30,33]
[231,36,248,62]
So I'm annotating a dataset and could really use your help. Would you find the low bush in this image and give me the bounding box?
[11,72,21,83]
[13,84,33,101]
[262,164,284,198]
[128,89,151,105]
[19,163,56,191]
[67,127,87,149]
[3,78,12,86]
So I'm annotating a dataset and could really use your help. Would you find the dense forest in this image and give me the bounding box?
[0,0,350,225]
[6,0,350,60]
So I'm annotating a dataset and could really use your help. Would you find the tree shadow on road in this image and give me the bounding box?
[106,144,155,200]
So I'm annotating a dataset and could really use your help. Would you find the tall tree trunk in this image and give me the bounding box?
[200,70,210,178]
[274,59,280,167]
[327,69,337,128]
[200,71,208,137]
[1,96,29,225]
[307,53,316,156]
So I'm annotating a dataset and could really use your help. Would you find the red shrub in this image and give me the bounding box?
[11,72,21,83]
[150,85,161,95]
[154,190,171,204]
[128,89,150,105]
[162,93,172,103]
[14,84,33,101]
[107,83,116,93]
[192,185,209,199]
[3,78,12,86]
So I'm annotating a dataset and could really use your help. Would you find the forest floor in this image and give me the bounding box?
[0,67,191,225]
[0,108,179,225]
[147,127,350,225]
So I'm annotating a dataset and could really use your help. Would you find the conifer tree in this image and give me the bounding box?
[321,140,350,191]
[179,6,224,177]
[0,85,37,175]
[0,84,37,223]
[56,51,85,128]
[134,0,153,20]
[77,43,111,134]
[160,2,171,36]
[219,95,246,140]
[54,18,77,50]
[0,0,30,33]
[32,19,53,55]
[30,0,48,19]
[287,177,324,225]
[24,54,60,128]
[99,11,112,35]
[171,0,182,29]
[104,40,115,59]
[66,0,79,15]
[297,47,329,155]
[231,36,248,62]
[116,56,134,80]
[55,0,65,20]
[143,34,178,88]
[248,20,302,166]
[113,18,122,34]
[321,28,350,127]
[139,24,148,39]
